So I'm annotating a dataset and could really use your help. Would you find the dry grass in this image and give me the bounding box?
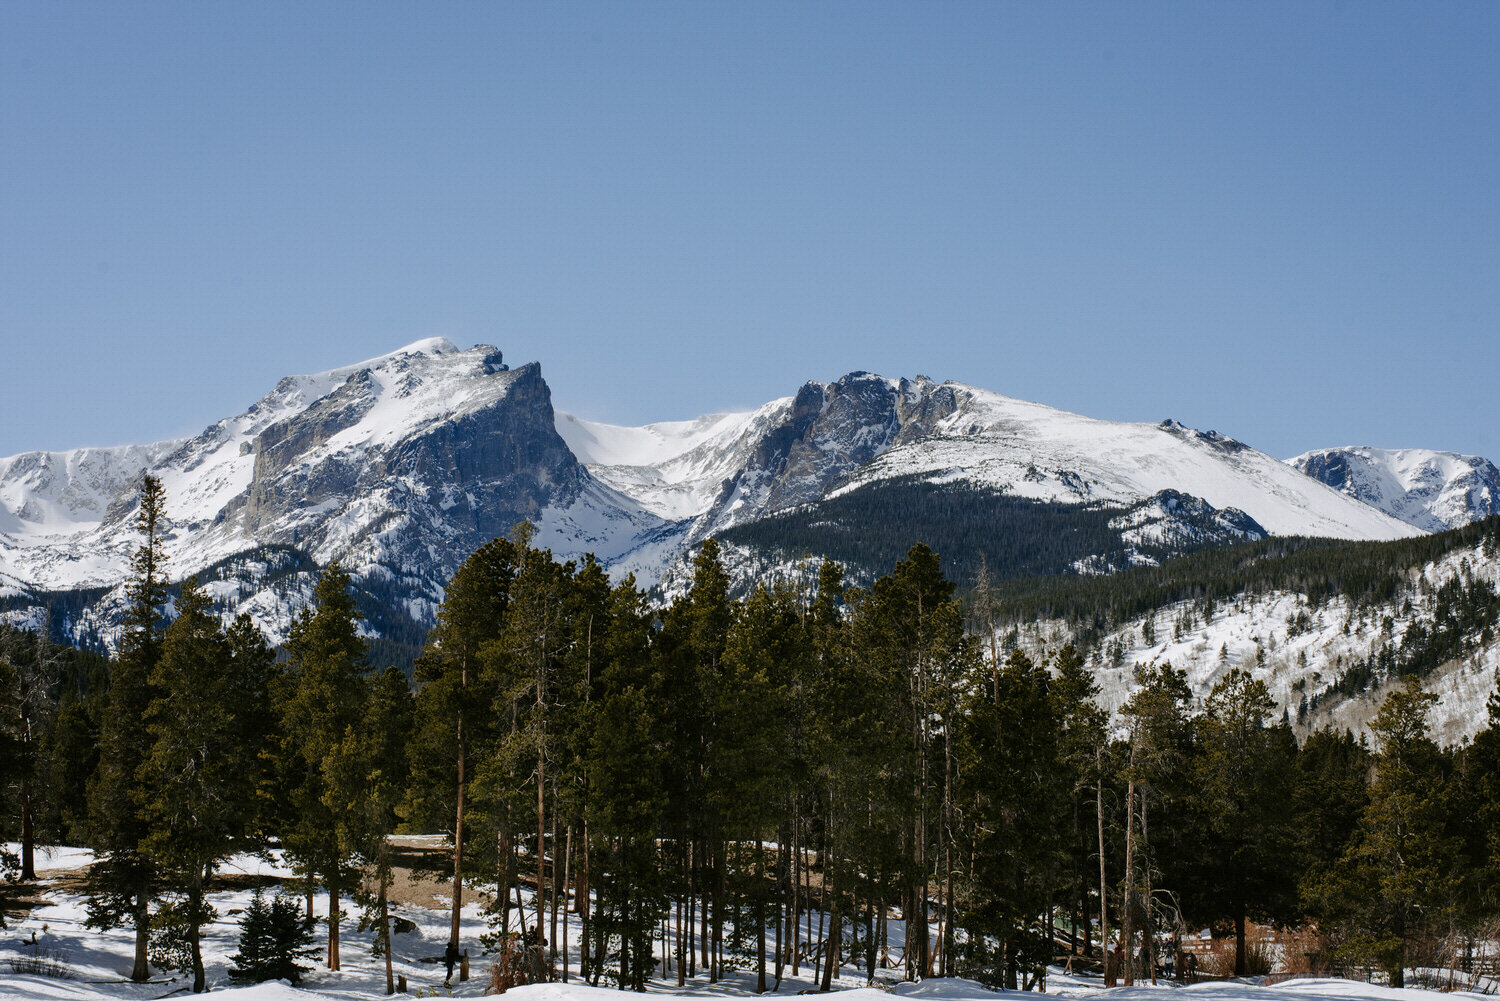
[1198,936,1277,978]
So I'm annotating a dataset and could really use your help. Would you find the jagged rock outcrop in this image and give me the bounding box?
[1291,446,1500,532]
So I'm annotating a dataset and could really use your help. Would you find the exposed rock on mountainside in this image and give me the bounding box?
[0,339,1478,669]
[1291,446,1500,532]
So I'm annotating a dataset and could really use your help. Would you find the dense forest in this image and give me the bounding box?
[3,477,1500,995]
[718,475,1266,588]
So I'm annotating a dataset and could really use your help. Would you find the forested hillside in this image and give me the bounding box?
[717,476,1266,589]
[4,478,1500,996]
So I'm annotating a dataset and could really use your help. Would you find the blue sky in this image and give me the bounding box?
[2,3,1496,461]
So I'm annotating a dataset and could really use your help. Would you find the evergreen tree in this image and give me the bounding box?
[0,622,63,881]
[713,584,800,993]
[1313,678,1457,986]
[408,537,518,951]
[954,649,1064,989]
[86,473,168,982]
[1192,669,1299,974]
[324,665,412,995]
[224,613,281,838]
[1292,727,1372,891]
[1118,662,1193,985]
[854,542,965,980]
[277,561,370,970]
[1049,644,1108,961]
[228,889,318,985]
[139,577,265,992]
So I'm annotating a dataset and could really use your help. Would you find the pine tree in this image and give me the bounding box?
[228,889,318,985]
[277,562,370,970]
[954,648,1065,989]
[409,537,518,953]
[324,665,412,995]
[139,576,264,992]
[714,584,801,993]
[0,621,65,881]
[1312,678,1457,986]
[1193,669,1298,975]
[854,542,965,980]
[224,612,281,837]
[1050,645,1107,961]
[1118,662,1193,985]
[86,473,168,982]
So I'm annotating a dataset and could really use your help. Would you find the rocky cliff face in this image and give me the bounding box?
[0,339,660,650]
[1291,446,1500,532]
[684,372,962,537]
[3,341,1485,660]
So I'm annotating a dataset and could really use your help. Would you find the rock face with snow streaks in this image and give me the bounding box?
[0,339,663,649]
[1290,446,1500,532]
[4,340,1490,660]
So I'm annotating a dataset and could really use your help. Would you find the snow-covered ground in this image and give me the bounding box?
[5,846,1496,1001]
[1006,541,1500,744]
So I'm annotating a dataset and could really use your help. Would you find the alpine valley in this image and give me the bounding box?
[3,339,1497,737]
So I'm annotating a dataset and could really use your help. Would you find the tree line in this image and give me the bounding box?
[3,475,1500,994]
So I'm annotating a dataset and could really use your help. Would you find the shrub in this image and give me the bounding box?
[228,889,318,984]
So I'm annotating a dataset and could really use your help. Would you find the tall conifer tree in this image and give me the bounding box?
[278,562,370,970]
[140,577,263,993]
[86,473,168,982]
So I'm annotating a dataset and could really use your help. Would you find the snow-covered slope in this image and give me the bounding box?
[557,400,792,523]
[1290,446,1500,532]
[0,348,1458,653]
[0,340,664,648]
[1005,536,1500,746]
[833,388,1419,541]
[565,373,1421,547]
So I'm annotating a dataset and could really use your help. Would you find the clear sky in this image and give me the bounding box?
[2,3,1497,461]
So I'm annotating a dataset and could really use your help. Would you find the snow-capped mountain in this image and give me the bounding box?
[1290,446,1500,532]
[563,372,1420,547]
[0,339,664,648]
[0,340,1461,657]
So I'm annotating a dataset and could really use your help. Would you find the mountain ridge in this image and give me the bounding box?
[1,339,1490,657]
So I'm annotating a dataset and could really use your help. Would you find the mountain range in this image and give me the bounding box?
[1,338,1496,735]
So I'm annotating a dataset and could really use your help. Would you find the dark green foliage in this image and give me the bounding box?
[86,474,169,982]
[140,577,270,991]
[954,650,1065,989]
[719,476,1257,591]
[1189,670,1300,974]
[1309,680,1458,986]
[276,561,371,971]
[987,515,1500,647]
[228,890,318,985]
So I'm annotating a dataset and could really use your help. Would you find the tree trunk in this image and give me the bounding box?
[757,841,768,993]
[451,739,465,948]
[563,825,573,982]
[537,727,547,962]
[131,887,151,982]
[1143,800,1155,985]
[1122,779,1135,987]
[581,820,592,981]
[1097,770,1109,980]
[678,882,687,986]
[383,868,395,995]
[820,872,841,992]
[1234,905,1247,977]
[329,870,342,970]
[190,877,205,993]
[549,790,559,973]
[943,725,954,978]
[20,783,36,881]
[790,816,801,975]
